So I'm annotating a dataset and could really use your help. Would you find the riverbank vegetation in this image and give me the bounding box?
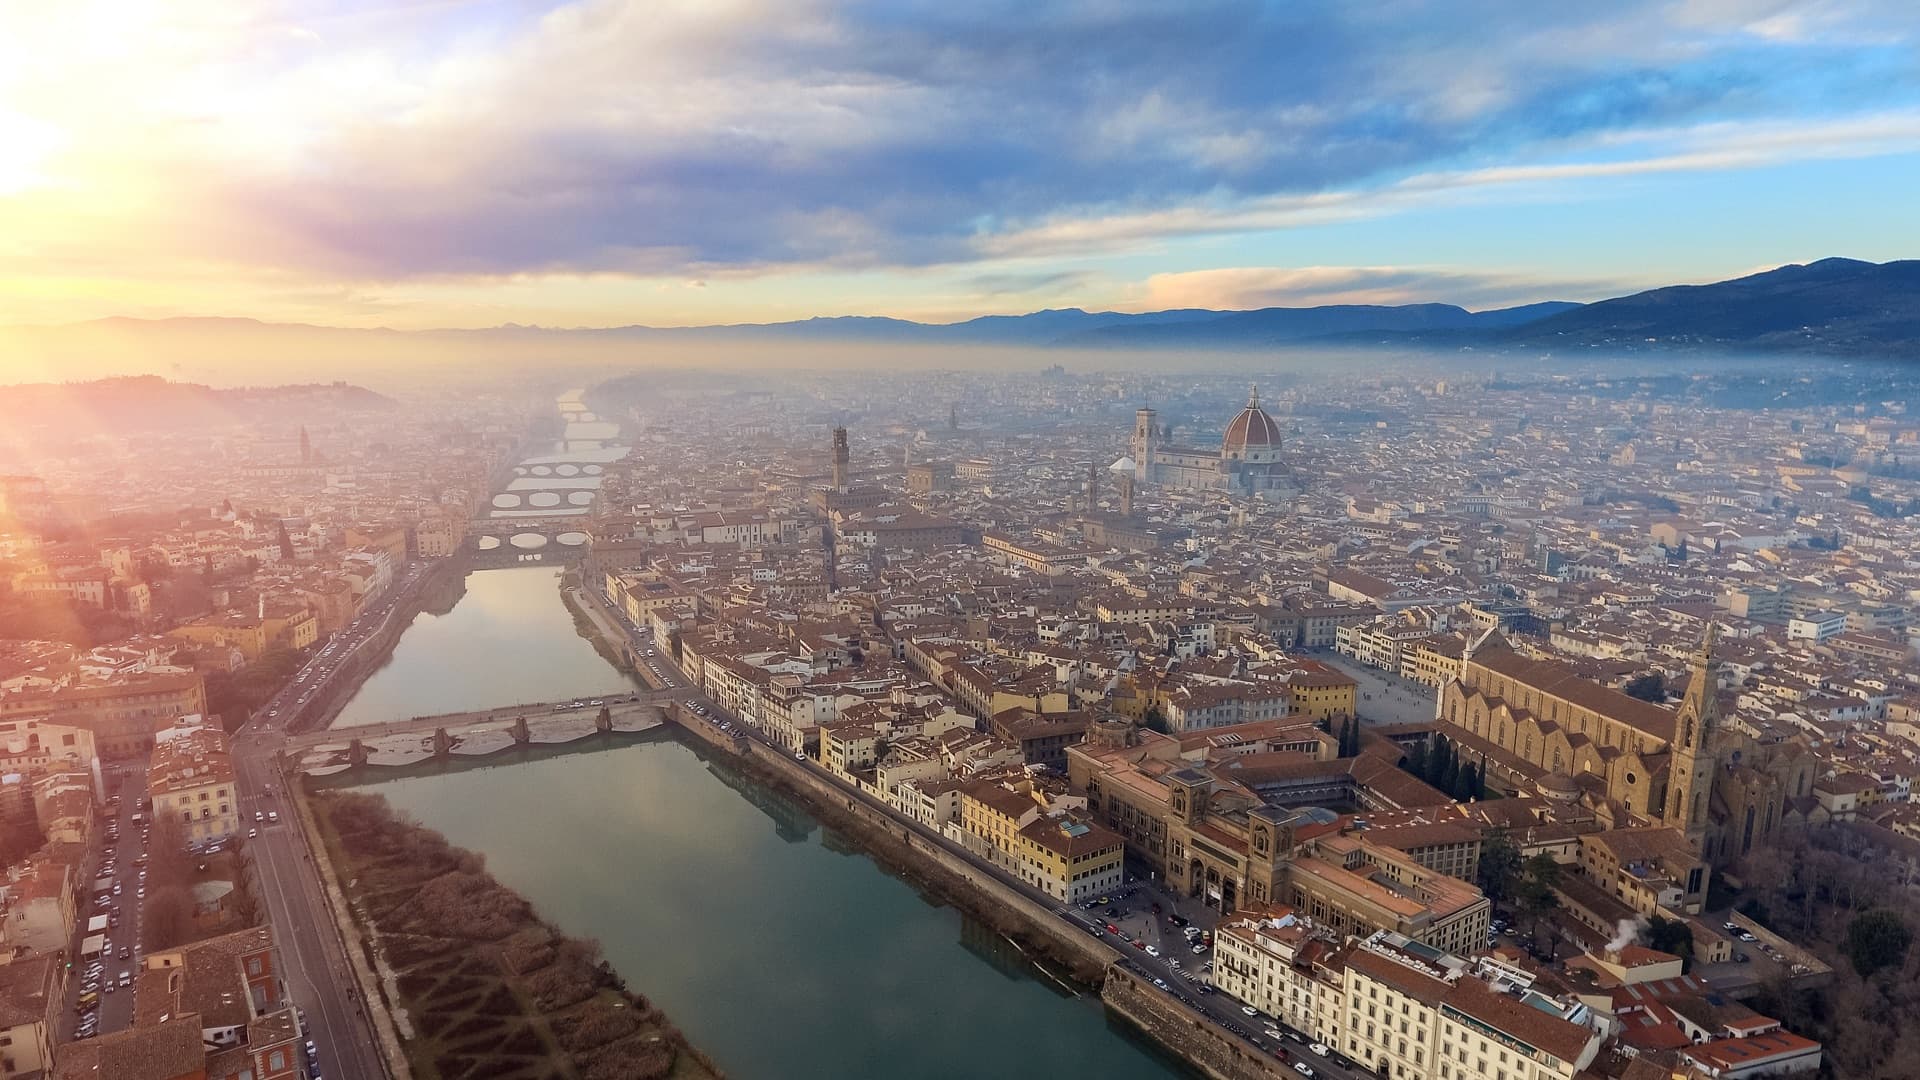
[314,790,722,1080]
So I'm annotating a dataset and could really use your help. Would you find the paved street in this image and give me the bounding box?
[232,730,389,1080]
[255,560,431,733]
[60,761,150,1043]
[1069,875,1375,1080]
[1316,653,1441,727]
[223,563,443,1080]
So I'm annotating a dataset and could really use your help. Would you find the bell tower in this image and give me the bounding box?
[830,427,850,492]
[1131,408,1157,484]
[1664,622,1720,845]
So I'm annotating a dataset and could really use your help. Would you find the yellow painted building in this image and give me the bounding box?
[147,717,240,845]
[958,780,1123,901]
[1289,667,1358,721]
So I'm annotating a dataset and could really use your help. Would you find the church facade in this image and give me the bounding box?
[1131,387,1292,496]
[1436,627,1816,866]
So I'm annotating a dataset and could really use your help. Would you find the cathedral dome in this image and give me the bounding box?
[1222,386,1282,455]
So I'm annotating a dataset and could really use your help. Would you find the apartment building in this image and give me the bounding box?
[956,780,1123,902]
[147,716,240,845]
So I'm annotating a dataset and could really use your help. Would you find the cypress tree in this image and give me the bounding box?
[1406,739,1429,779]
[1456,761,1478,801]
[1429,735,1451,787]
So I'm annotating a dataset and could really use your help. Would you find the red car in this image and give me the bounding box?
[1106,923,1119,934]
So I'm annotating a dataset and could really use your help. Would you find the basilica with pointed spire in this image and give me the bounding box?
[1436,624,1818,865]
[1129,385,1294,496]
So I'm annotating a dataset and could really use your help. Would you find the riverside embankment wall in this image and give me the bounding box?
[668,705,1121,980]
[292,557,464,734]
[668,706,1299,1080]
[1104,969,1296,1080]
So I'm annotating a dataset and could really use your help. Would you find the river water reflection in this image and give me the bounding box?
[330,567,1191,1078]
[330,567,631,727]
[357,741,1190,1079]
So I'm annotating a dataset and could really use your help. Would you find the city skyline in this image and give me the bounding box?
[4,1,1920,330]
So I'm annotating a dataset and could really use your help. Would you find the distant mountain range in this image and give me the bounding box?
[5,259,1917,375]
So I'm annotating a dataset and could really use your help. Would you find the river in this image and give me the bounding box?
[330,566,631,726]
[327,566,1192,1079]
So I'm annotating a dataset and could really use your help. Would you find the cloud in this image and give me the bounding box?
[983,107,1920,259]
[962,270,1099,297]
[4,0,1920,297]
[1132,265,1651,312]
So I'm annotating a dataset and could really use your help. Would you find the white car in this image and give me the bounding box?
[1309,1043,1329,1056]
[1294,1065,1315,1078]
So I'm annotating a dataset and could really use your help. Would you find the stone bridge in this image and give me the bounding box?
[467,508,602,564]
[285,690,684,753]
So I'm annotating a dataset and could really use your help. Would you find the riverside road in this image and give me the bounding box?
[576,578,1379,1080]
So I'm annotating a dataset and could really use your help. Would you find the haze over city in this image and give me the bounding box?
[5,4,1920,1080]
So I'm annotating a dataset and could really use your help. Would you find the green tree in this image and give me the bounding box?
[1476,831,1521,906]
[1454,761,1480,802]
[1515,854,1563,952]
[1645,915,1695,967]
[1427,735,1452,788]
[1404,739,1429,780]
[1623,672,1667,703]
[1845,909,1912,977]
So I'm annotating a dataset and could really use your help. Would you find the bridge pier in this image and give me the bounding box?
[348,739,368,768]
[431,728,453,758]
[510,716,531,745]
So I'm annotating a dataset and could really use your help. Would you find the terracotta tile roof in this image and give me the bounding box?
[53,1014,205,1080]
[1442,977,1595,1064]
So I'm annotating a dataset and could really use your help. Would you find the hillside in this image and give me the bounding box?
[1502,258,1920,355]
[1056,301,1581,348]
[0,375,393,440]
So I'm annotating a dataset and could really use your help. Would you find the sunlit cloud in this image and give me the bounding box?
[1,0,1918,328]
[1130,266,1654,313]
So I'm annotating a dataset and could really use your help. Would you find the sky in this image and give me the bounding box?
[2,0,1919,330]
